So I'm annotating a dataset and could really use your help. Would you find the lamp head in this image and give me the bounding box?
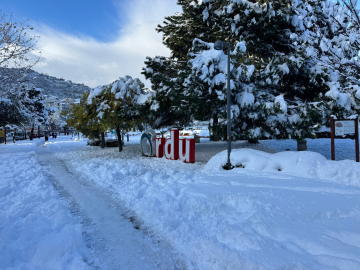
[214,40,224,50]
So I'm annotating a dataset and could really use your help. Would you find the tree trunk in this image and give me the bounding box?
[24,129,27,139]
[297,139,307,151]
[38,125,41,139]
[212,115,219,141]
[248,138,259,144]
[116,126,123,152]
[101,132,105,148]
[4,126,6,144]
[30,124,34,141]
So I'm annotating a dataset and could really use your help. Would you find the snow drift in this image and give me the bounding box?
[205,148,360,187]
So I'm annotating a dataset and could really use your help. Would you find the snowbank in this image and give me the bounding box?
[205,148,360,187]
[260,137,360,161]
[194,129,210,137]
[126,131,141,136]
[56,145,360,270]
[0,152,90,269]
[44,137,88,152]
[0,141,38,153]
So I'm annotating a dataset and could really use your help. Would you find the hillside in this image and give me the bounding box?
[0,68,91,99]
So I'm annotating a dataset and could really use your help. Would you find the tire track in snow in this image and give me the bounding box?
[36,147,187,270]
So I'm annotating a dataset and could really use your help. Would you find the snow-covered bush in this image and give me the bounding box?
[73,76,154,151]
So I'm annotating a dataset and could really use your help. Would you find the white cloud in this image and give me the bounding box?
[31,0,180,88]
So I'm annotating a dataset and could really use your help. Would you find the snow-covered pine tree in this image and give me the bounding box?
[156,0,360,139]
[184,39,246,140]
[142,0,225,129]
[307,0,360,83]
[142,57,192,129]
[294,0,360,120]
[18,85,48,140]
[3,84,49,139]
[156,0,224,61]
[0,98,26,132]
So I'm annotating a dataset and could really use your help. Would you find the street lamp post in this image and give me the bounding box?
[214,40,232,170]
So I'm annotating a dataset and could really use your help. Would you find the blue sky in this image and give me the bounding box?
[1,1,358,89]
[0,0,180,88]
[0,0,131,42]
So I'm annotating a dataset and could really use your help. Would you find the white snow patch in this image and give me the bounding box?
[205,148,360,187]
[50,138,360,270]
[238,92,255,107]
[0,152,90,269]
[275,95,287,112]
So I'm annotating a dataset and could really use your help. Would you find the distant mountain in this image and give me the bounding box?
[0,67,91,99]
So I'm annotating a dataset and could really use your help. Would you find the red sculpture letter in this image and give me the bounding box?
[164,129,179,160]
[156,138,166,158]
[179,138,195,163]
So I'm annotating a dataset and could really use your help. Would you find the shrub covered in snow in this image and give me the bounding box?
[205,148,360,187]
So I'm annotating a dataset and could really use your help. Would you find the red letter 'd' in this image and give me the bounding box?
[179,138,195,163]
[165,129,179,160]
[156,138,166,158]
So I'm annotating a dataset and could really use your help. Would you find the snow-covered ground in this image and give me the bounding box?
[1,136,185,269]
[260,137,360,161]
[0,139,91,269]
[1,135,360,269]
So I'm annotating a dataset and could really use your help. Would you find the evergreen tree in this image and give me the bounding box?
[185,39,246,140]
[305,0,360,83]
[148,0,360,139]
[17,85,48,140]
[156,0,223,61]
[142,57,192,129]
[0,98,26,131]
[2,84,49,139]
[143,0,224,130]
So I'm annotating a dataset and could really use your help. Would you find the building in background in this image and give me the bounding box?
[44,96,75,113]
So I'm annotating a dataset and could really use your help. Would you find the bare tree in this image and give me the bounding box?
[48,108,66,132]
[0,11,41,79]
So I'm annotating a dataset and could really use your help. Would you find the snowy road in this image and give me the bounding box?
[35,141,185,270]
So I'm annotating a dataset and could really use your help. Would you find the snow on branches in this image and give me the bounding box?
[150,0,360,139]
[87,76,153,120]
[0,11,40,69]
[83,75,155,139]
[0,83,49,130]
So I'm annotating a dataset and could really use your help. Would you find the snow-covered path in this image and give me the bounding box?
[35,141,184,270]
[2,136,360,269]
[54,137,360,270]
